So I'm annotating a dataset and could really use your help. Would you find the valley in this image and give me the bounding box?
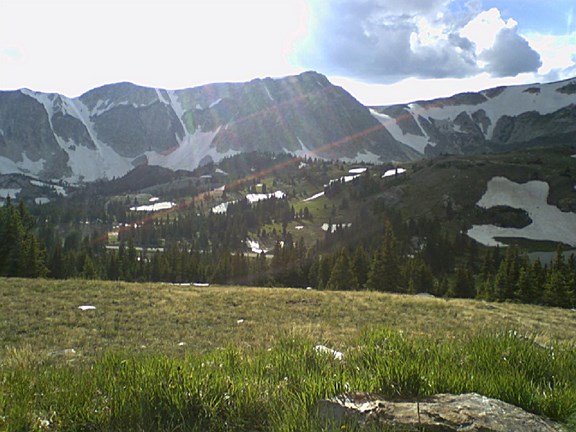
[1,71,576,430]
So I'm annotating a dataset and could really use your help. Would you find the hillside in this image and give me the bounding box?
[1,278,576,431]
[1,145,574,311]
[2,278,575,356]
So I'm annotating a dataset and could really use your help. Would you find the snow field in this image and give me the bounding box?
[467,176,576,247]
[130,201,176,212]
[382,168,407,178]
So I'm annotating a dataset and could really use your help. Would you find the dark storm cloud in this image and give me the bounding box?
[296,0,542,82]
[480,27,542,77]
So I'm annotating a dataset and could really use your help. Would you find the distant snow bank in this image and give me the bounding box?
[303,191,325,202]
[370,109,429,153]
[212,191,286,214]
[0,188,21,198]
[246,239,267,254]
[322,223,352,233]
[383,168,407,178]
[130,201,176,212]
[246,191,286,203]
[467,176,576,247]
[348,167,367,174]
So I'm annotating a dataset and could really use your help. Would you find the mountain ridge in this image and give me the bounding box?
[372,76,576,156]
[0,71,575,182]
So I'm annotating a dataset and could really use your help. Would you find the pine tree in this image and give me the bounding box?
[351,246,370,289]
[493,246,521,301]
[326,249,358,290]
[0,199,47,278]
[404,257,435,294]
[316,255,334,290]
[22,234,48,278]
[530,259,546,304]
[81,254,98,279]
[49,242,65,279]
[542,248,574,308]
[514,266,533,303]
[447,265,475,299]
[366,222,403,292]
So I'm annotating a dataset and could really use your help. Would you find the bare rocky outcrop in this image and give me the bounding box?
[316,392,565,431]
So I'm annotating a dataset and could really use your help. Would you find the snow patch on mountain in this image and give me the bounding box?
[87,97,159,117]
[410,79,576,139]
[0,154,45,176]
[246,191,286,203]
[156,89,170,104]
[322,223,352,233]
[303,191,325,202]
[328,174,362,185]
[146,129,233,171]
[246,239,267,254]
[30,179,66,196]
[264,85,274,101]
[212,191,286,214]
[165,90,187,120]
[370,109,429,153]
[130,201,176,212]
[212,201,231,214]
[63,139,133,183]
[0,157,23,175]
[0,188,21,198]
[348,167,367,174]
[383,167,407,178]
[467,176,576,247]
[288,138,325,160]
[209,98,223,109]
[61,98,136,181]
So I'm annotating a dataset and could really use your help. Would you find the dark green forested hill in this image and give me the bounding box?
[3,146,576,308]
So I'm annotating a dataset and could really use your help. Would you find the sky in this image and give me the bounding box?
[1,0,575,105]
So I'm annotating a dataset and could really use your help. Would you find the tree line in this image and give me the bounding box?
[3,196,574,310]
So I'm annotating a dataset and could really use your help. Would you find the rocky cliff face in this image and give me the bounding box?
[0,72,417,182]
[1,72,575,182]
[371,78,576,157]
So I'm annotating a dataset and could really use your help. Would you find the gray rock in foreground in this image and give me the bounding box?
[316,392,565,431]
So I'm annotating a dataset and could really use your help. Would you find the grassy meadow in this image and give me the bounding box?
[1,278,576,431]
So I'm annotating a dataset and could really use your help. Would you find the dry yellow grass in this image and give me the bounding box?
[1,278,575,361]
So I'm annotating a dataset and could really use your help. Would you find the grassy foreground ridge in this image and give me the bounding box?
[1,278,576,430]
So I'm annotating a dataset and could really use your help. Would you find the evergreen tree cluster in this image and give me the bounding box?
[4,167,575,311]
[478,246,576,308]
[0,198,47,277]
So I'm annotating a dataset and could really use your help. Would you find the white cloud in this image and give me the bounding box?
[525,32,576,79]
[480,27,542,77]
[459,8,541,77]
[296,1,543,84]
[460,8,516,53]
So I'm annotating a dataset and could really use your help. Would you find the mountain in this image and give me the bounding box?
[0,72,417,182]
[1,72,575,182]
[371,78,576,156]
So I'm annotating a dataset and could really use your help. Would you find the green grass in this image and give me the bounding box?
[1,278,576,430]
[3,278,576,357]
[1,330,575,431]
